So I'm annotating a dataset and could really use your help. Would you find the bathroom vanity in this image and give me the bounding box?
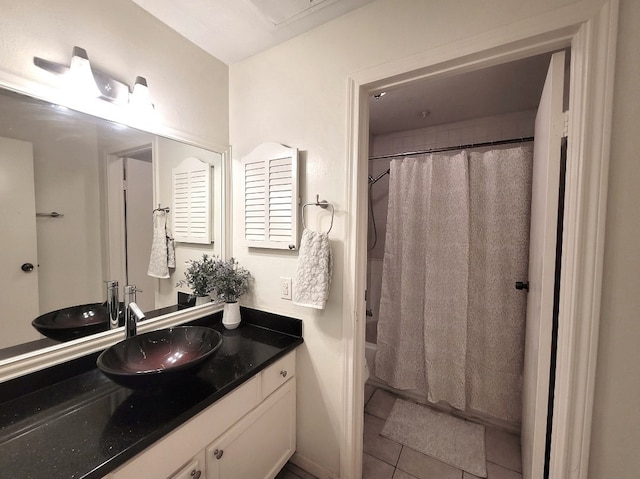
[107,351,296,479]
[0,308,303,479]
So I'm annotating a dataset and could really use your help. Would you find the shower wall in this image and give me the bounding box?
[366,110,536,346]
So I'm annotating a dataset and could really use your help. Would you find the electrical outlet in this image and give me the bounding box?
[280,277,292,300]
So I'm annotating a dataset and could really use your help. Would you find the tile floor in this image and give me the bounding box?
[363,385,523,479]
[276,461,319,479]
[276,385,523,479]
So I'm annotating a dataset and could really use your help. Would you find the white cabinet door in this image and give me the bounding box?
[168,450,206,479]
[206,378,296,479]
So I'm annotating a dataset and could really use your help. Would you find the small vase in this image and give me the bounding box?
[222,301,241,329]
[195,295,210,306]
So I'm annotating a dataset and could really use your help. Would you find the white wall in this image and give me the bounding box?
[0,0,228,147]
[0,96,103,313]
[155,137,224,307]
[588,0,640,476]
[229,0,639,477]
[34,122,103,312]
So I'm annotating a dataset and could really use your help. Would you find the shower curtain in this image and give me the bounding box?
[375,146,532,423]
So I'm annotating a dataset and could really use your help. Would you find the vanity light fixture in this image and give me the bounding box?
[34,46,154,111]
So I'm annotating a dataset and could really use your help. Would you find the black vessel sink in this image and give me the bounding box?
[96,326,223,389]
[32,303,121,341]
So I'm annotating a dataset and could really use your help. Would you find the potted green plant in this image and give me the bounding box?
[176,254,216,305]
[208,257,251,329]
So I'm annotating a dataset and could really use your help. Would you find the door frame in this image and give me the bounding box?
[341,1,618,478]
[105,144,154,288]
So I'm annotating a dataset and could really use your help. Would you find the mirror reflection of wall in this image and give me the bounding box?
[0,87,224,351]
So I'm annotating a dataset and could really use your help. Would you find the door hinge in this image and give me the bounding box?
[563,110,569,138]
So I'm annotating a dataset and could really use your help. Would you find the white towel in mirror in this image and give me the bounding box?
[147,210,175,278]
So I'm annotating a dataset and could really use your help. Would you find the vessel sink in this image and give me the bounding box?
[96,326,223,389]
[32,302,122,341]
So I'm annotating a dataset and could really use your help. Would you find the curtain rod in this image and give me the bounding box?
[368,136,534,161]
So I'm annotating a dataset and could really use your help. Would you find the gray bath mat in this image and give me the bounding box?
[381,399,487,477]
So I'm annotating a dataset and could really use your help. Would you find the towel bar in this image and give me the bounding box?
[36,211,64,218]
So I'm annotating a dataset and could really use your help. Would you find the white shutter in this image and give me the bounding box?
[172,157,213,244]
[242,143,298,250]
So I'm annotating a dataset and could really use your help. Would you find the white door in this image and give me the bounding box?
[0,137,41,348]
[521,51,566,478]
[125,156,154,311]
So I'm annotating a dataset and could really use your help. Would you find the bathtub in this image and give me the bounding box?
[365,258,383,382]
[365,340,377,379]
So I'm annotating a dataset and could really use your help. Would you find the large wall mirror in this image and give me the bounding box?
[0,85,227,373]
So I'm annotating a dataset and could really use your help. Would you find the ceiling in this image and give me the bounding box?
[131,1,552,136]
[369,53,552,135]
[130,0,376,65]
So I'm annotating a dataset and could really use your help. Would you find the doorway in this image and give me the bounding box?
[361,50,564,479]
[342,4,617,478]
[106,145,155,312]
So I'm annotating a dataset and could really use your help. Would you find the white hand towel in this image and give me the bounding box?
[147,210,174,278]
[166,210,176,269]
[167,237,176,268]
[293,228,332,309]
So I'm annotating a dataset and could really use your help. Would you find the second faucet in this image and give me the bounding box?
[124,285,146,338]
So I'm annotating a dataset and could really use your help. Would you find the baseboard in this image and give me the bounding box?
[290,452,339,479]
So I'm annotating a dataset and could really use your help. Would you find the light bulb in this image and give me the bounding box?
[129,76,154,112]
[67,47,100,98]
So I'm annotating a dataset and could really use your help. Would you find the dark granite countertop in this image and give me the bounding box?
[0,307,303,479]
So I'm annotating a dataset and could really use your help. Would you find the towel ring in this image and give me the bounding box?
[301,195,334,235]
[153,204,170,213]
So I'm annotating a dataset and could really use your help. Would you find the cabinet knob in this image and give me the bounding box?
[213,448,224,460]
[190,470,201,479]
[280,370,287,378]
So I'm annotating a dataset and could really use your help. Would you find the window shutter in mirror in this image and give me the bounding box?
[172,157,213,244]
[242,143,298,250]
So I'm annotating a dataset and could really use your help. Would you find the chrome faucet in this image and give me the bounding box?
[124,285,145,338]
[105,280,120,330]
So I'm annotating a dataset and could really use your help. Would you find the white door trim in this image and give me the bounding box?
[341,2,618,478]
[105,154,127,287]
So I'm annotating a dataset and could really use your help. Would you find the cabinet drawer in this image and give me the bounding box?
[261,351,295,400]
[168,450,205,479]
